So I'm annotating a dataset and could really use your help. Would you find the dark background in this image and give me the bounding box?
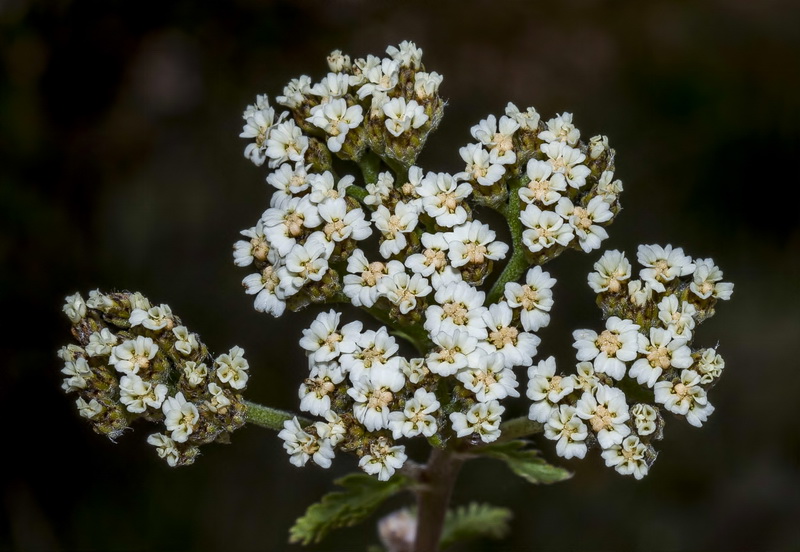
[3,0,799,550]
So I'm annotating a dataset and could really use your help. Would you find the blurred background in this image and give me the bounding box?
[2,0,799,550]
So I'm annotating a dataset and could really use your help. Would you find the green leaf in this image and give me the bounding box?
[289,473,411,545]
[439,503,512,550]
[476,440,572,485]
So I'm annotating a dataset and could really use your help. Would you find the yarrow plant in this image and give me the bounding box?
[59,41,733,552]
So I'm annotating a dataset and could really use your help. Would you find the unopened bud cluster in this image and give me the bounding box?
[60,290,249,466]
[234,41,628,481]
[532,246,733,478]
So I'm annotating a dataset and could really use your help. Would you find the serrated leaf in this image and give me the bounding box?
[439,503,512,550]
[289,473,411,545]
[477,440,572,485]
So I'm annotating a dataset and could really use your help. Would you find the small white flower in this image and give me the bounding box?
[527,356,576,423]
[299,362,346,416]
[588,135,609,159]
[162,392,199,443]
[691,258,733,300]
[268,162,312,201]
[265,120,309,168]
[575,384,631,449]
[657,295,697,339]
[597,170,623,202]
[110,336,159,376]
[400,357,429,384]
[470,114,519,165]
[414,71,443,100]
[348,366,405,431]
[424,281,488,340]
[278,417,335,468]
[556,197,612,253]
[457,351,519,402]
[601,435,650,479]
[519,159,567,206]
[342,327,402,383]
[317,198,372,243]
[233,220,273,268]
[63,292,86,324]
[86,289,114,311]
[388,388,440,440]
[206,382,232,413]
[695,348,725,383]
[215,345,249,390]
[588,250,632,294]
[572,361,600,394]
[417,172,472,228]
[307,98,363,153]
[629,327,692,388]
[449,400,505,443]
[540,141,590,189]
[572,316,640,380]
[182,361,208,388]
[539,112,580,146]
[520,204,574,253]
[119,374,168,414]
[446,221,509,267]
[357,56,400,99]
[505,102,540,131]
[129,304,174,331]
[61,357,91,392]
[504,265,556,332]
[243,264,286,317]
[314,411,347,447]
[343,249,394,307]
[654,369,714,427]
[147,433,181,467]
[363,171,394,207]
[172,326,199,356]
[480,302,540,368]
[299,310,362,363]
[405,232,461,290]
[359,437,407,481]
[457,144,505,187]
[426,329,479,377]
[309,72,352,100]
[544,405,588,459]
[85,328,118,357]
[276,75,312,109]
[76,397,104,419]
[377,271,432,314]
[372,202,419,259]
[387,40,423,68]
[637,244,696,293]
[240,95,283,166]
[278,237,332,296]
[628,279,654,307]
[308,172,352,205]
[631,403,659,436]
[327,50,351,72]
[262,196,322,256]
[383,97,428,137]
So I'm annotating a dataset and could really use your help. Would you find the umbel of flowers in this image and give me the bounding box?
[60,290,249,466]
[228,40,711,483]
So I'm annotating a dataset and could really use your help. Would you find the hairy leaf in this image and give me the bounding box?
[439,503,512,550]
[477,440,572,485]
[289,473,411,545]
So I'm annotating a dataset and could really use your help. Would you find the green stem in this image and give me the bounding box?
[413,447,463,552]
[485,177,528,304]
[358,150,382,185]
[244,400,310,431]
[495,416,544,443]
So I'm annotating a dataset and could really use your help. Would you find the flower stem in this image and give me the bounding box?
[485,177,527,304]
[413,447,464,552]
[358,150,383,185]
[243,400,309,431]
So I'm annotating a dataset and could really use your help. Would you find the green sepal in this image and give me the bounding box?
[289,472,411,545]
[439,503,512,550]
[476,439,572,485]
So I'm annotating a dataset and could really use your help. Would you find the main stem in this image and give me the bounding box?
[413,447,464,552]
[485,177,527,304]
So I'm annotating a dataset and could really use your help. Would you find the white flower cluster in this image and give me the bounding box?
[235,42,626,481]
[532,245,733,479]
[59,290,250,467]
